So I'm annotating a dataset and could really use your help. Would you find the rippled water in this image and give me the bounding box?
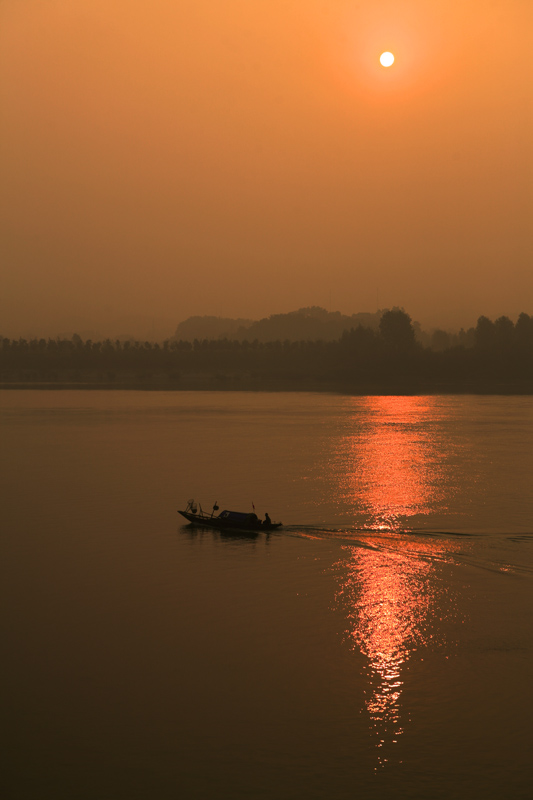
[1,391,532,798]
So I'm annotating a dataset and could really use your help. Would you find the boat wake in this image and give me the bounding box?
[280,525,533,576]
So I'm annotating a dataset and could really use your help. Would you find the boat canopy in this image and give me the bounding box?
[219,510,259,523]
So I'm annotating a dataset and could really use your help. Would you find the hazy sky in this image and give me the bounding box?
[1,0,532,338]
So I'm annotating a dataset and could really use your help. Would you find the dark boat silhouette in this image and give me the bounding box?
[178,500,282,532]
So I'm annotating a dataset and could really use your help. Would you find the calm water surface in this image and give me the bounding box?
[1,391,532,799]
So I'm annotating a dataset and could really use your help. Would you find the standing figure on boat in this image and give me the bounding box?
[264,513,271,527]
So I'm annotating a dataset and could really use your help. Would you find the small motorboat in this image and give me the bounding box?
[178,500,282,532]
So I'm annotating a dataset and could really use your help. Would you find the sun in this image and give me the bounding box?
[380,52,395,67]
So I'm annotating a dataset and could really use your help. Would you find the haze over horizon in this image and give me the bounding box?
[1,0,532,340]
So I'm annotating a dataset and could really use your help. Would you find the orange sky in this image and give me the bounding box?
[1,0,531,338]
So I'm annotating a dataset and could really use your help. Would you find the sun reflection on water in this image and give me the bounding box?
[337,539,456,764]
[341,395,449,531]
[334,397,459,765]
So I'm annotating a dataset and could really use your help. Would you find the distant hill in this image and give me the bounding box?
[173,316,254,342]
[173,307,382,343]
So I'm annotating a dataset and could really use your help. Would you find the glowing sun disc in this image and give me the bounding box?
[380,52,395,67]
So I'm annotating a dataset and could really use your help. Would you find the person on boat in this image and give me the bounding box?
[264,513,272,527]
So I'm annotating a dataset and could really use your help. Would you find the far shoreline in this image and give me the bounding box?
[1,378,532,396]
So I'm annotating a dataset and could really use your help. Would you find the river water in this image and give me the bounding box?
[2,391,532,799]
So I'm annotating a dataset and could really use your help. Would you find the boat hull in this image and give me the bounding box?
[178,510,281,532]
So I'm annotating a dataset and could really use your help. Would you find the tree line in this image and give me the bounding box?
[1,310,532,392]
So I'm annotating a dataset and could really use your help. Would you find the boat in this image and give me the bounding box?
[178,500,282,531]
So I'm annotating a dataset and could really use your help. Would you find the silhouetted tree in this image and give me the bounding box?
[515,313,533,351]
[379,309,417,352]
[431,329,451,352]
[458,327,476,348]
[475,316,496,350]
[494,316,514,350]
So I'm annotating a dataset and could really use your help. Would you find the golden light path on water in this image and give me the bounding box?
[351,396,450,532]
[337,538,456,765]
[334,397,459,765]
